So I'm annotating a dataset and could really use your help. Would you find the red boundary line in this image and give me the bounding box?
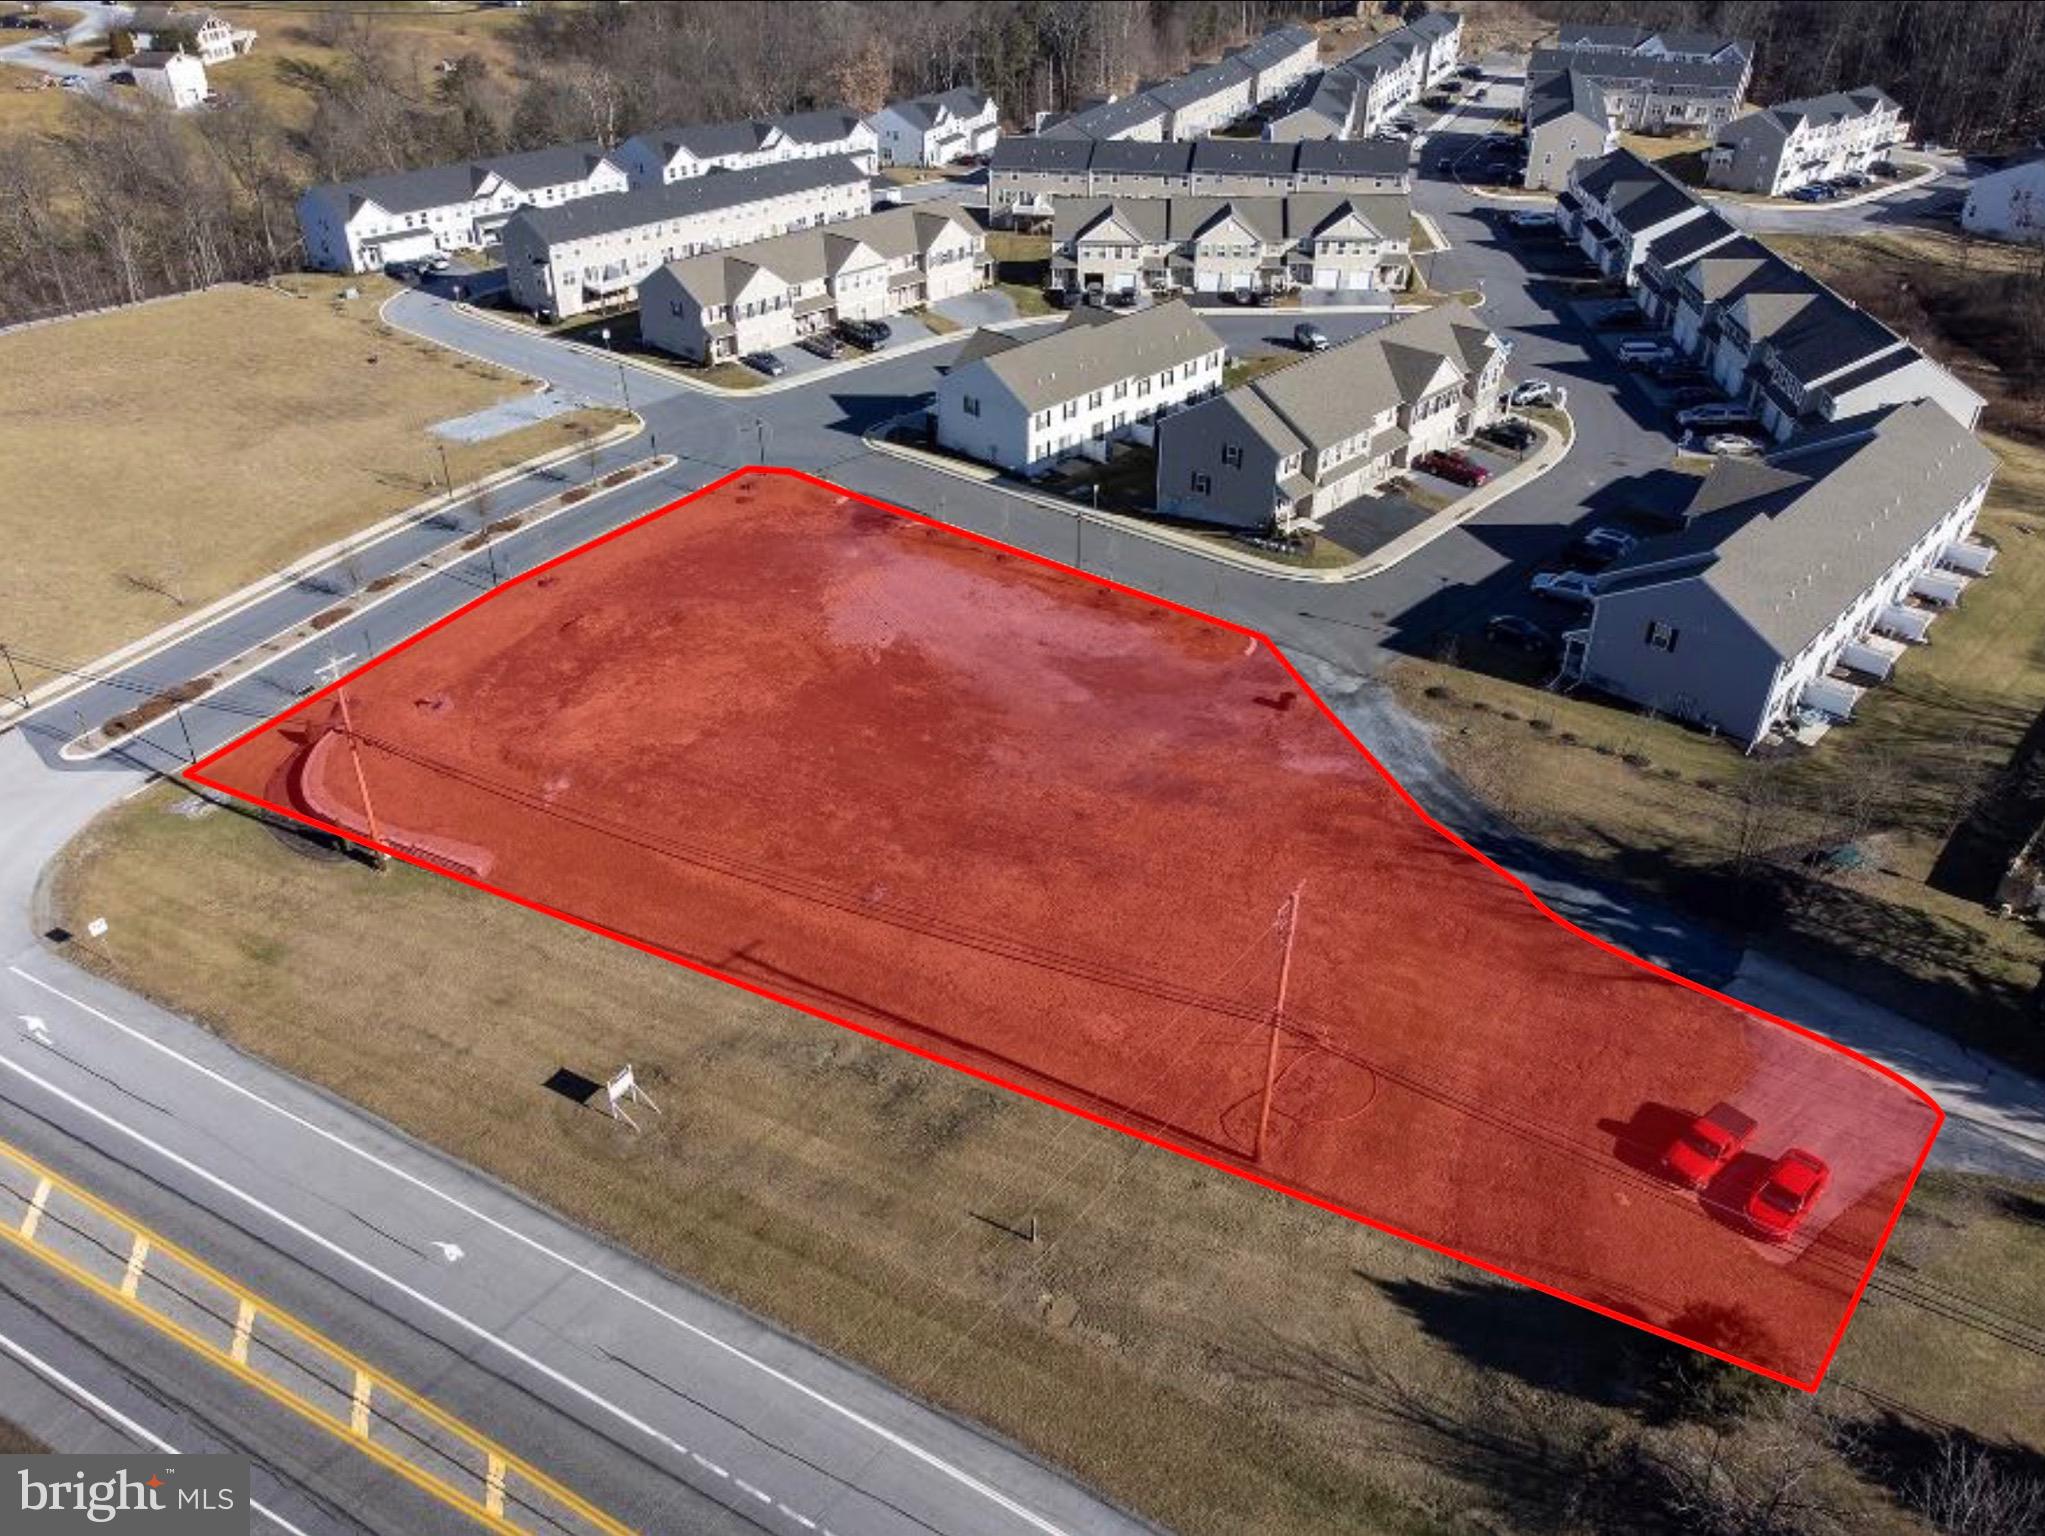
[187,464,1944,1392]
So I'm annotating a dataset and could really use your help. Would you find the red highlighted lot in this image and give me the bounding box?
[190,469,1942,1387]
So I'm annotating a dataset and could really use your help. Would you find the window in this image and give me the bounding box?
[1191,472,1212,494]
[963,396,981,417]
[1222,443,1243,468]
[1645,621,1680,652]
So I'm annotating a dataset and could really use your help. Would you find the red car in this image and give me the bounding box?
[1416,450,1491,487]
[1663,1102,1757,1189]
[1745,1149,1831,1240]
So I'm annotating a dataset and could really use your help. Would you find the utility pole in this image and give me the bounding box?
[437,441,454,498]
[753,417,769,465]
[314,653,388,870]
[1254,882,1305,1165]
[615,357,632,414]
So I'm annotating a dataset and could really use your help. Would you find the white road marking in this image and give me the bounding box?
[735,1477,773,1504]
[8,964,1075,1535]
[0,1323,313,1536]
[18,1015,49,1045]
[692,1454,728,1478]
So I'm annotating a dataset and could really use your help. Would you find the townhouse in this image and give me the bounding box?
[298,141,629,274]
[867,88,999,168]
[934,302,1226,473]
[1707,87,1908,196]
[614,108,877,186]
[1564,402,1997,743]
[990,137,1409,226]
[129,49,207,110]
[1963,157,2045,245]
[1529,26,1752,136]
[1265,11,1462,142]
[638,202,987,363]
[1049,191,1411,300]
[1154,302,1507,533]
[1557,148,1710,282]
[499,156,871,320]
[1523,69,1619,192]
[1041,22,1318,142]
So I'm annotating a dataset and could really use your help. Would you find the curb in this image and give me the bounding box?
[1703,160,1940,215]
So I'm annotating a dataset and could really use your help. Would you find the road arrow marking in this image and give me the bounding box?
[431,1242,464,1264]
[18,1017,49,1045]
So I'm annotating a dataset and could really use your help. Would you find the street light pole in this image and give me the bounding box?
[754,417,768,465]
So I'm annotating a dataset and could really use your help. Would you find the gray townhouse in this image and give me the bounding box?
[297,141,628,274]
[1564,402,1997,743]
[1041,22,1318,142]
[867,88,1000,169]
[498,156,871,320]
[1529,26,1753,137]
[933,302,1227,473]
[1557,147,1711,282]
[638,203,987,363]
[1154,301,1507,534]
[1706,87,1908,196]
[1049,191,1411,300]
[1523,69,1620,192]
[613,108,877,186]
[990,137,1409,226]
[1629,207,1743,326]
[1265,11,1462,142]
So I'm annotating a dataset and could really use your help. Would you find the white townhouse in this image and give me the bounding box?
[1558,147,1712,283]
[614,108,877,186]
[297,142,628,274]
[1707,87,1908,196]
[989,137,1410,226]
[1041,21,1318,143]
[1154,302,1506,534]
[499,155,872,319]
[934,302,1226,473]
[1050,192,1411,300]
[1146,58,1257,140]
[639,202,988,363]
[1565,403,1997,743]
[1263,12,1460,142]
[1230,23,1321,105]
[867,88,999,168]
[1964,157,2045,245]
[129,49,207,110]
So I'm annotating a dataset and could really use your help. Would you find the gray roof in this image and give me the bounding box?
[1525,69,1609,133]
[1149,57,1253,111]
[1042,93,1172,140]
[1188,138,1298,177]
[503,155,868,248]
[995,135,1408,184]
[1057,191,1409,245]
[992,135,1095,173]
[653,202,977,307]
[1643,207,1739,267]
[1555,24,1750,63]
[1091,140,1194,177]
[1230,23,1317,70]
[632,107,868,167]
[1600,402,1996,657]
[1530,44,1747,94]
[960,300,1223,412]
[307,140,617,219]
[1408,12,1462,42]
[1722,85,1902,147]
[1572,148,1699,235]
[881,87,993,131]
[1294,138,1411,178]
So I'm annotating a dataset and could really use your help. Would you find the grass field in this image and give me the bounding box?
[0,276,625,689]
[0,62,75,135]
[1395,431,2045,1069]
[987,231,1057,316]
[50,783,2045,1535]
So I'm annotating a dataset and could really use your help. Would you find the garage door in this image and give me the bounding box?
[1195,270,1222,293]
[370,231,439,265]
[1313,267,1338,289]
[1113,272,1137,293]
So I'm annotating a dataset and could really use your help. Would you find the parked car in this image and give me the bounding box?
[425,254,452,273]
[799,332,845,360]
[1868,159,1900,178]
[839,318,891,350]
[1702,432,1766,456]
[1647,358,1710,383]
[1484,614,1555,654]
[1508,209,1558,230]
[1471,85,1488,101]
[1664,1104,1758,1189]
[1597,306,1650,330]
[1460,63,1483,78]
[1294,322,1330,352]
[1788,183,1837,203]
[1509,379,1556,408]
[1108,288,1138,308]
[1415,450,1491,487]
[1567,526,1638,568]
[1677,402,1761,431]
[1834,171,1871,190]
[1664,385,1722,410]
[1530,569,1598,607]
[1480,418,1536,451]
[742,351,787,377]
[1745,1149,1831,1240]
[1617,340,1677,368]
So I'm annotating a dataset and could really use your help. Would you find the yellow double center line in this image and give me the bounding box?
[0,1137,633,1535]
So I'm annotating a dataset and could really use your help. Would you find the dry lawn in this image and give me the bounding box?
[45,780,2044,1536]
[0,62,75,135]
[0,275,624,686]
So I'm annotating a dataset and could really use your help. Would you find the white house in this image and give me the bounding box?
[1559,147,1713,283]
[130,49,207,110]
[934,301,1226,473]
[1706,87,1908,197]
[1963,157,2045,245]
[614,108,877,186]
[867,88,999,168]
[297,142,629,274]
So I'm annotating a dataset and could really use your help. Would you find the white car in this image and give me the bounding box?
[1702,432,1765,456]
[425,254,453,273]
[1676,402,1756,430]
[1509,210,1558,229]
[1509,379,1556,407]
[1531,570,1598,606]
[1616,339,1677,367]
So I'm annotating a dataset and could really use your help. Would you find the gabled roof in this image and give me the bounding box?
[958,300,1224,412]
[1042,92,1172,140]
[1525,68,1609,133]
[652,200,979,309]
[992,135,1095,173]
[1530,44,1747,93]
[1054,192,1410,247]
[633,106,868,168]
[1643,207,1739,267]
[1408,12,1462,42]
[306,140,618,220]
[1599,403,1996,658]
[1572,148,1700,235]
[505,155,868,247]
[880,87,994,131]
[1230,23,1317,70]
[1189,138,1297,178]
[998,135,1408,184]
[1149,57,1254,110]
[1091,140,1194,177]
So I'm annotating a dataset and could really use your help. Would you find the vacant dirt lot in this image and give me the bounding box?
[0,276,623,687]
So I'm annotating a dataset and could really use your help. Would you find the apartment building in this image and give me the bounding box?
[1049,192,1411,299]
[1558,148,1711,282]
[298,142,629,274]
[1565,402,1997,742]
[1042,23,1318,142]
[933,302,1226,473]
[990,137,1409,225]
[614,108,877,186]
[1523,70,1618,192]
[1529,26,1752,136]
[1707,87,1908,196]
[1265,11,1462,142]
[1154,302,1507,533]
[638,202,987,363]
[867,88,999,168]
[1963,157,2045,245]
[498,156,872,319]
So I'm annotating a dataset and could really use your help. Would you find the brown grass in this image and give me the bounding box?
[0,1417,49,1454]
[47,782,2045,1536]
[0,276,625,687]
[0,61,76,135]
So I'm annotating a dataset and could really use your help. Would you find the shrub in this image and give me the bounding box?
[1623,752,1651,768]
[1423,684,1454,700]
[1530,718,1553,733]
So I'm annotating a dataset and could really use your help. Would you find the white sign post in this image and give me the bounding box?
[86,918,109,940]
[606,1064,661,1132]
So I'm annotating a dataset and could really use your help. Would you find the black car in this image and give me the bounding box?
[1108,288,1138,308]
[838,318,891,350]
[1664,384,1721,409]
[800,332,845,360]
[742,351,787,377]
[1043,287,1080,310]
[1484,615,1555,653]
[1647,361,1711,385]
[1481,419,1537,452]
